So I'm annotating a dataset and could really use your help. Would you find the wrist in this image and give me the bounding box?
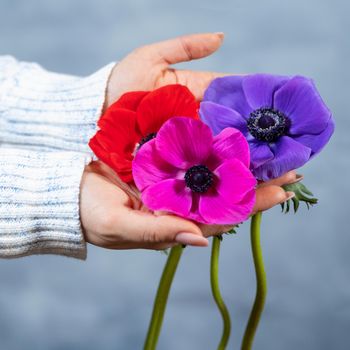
[104,62,120,112]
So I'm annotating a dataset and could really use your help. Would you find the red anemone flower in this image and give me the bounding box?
[89,84,199,183]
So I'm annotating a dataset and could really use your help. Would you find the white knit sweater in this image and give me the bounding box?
[0,56,115,260]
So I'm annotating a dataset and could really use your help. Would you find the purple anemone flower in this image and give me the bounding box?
[132,117,257,225]
[200,74,335,181]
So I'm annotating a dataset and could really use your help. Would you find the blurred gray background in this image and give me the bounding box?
[0,0,348,349]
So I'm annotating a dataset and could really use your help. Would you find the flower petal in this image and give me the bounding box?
[111,91,149,111]
[141,179,192,217]
[199,101,248,136]
[132,139,179,192]
[214,159,257,204]
[97,108,139,154]
[292,119,335,158]
[156,117,213,169]
[253,136,312,181]
[203,76,252,118]
[274,76,332,135]
[136,84,198,135]
[89,135,133,182]
[249,140,275,169]
[211,127,250,168]
[88,133,112,165]
[198,187,255,225]
[242,74,289,110]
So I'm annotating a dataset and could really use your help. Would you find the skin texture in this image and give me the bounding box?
[80,32,298,250]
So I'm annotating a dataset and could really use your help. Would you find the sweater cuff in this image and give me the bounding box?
[0,148,91,260]
[0,56,115,153]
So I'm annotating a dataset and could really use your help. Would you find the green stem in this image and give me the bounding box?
[144,245,184,350]
[210,236,231,350]
[241,212,267,350]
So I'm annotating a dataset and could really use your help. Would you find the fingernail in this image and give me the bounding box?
[294,174,304,183]
[214,32,225,40]
[175,233,209,247]
[279,191,295,204]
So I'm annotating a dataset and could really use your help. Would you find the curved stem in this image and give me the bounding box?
[241,212,267,350]
[144,245,184,350]
[210,236,231,350]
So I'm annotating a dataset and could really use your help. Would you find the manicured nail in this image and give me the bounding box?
[294,174,304,183]
[214,32,225,40]
[279,191,295,204]
[175,233,209,247]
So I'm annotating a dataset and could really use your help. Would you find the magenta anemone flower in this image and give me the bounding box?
[132,117,257,225]
[199,74,335,181]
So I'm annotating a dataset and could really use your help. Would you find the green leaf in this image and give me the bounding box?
[281,181,318,214]
[225,224,240,235]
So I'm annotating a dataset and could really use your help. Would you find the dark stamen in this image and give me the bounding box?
[184,165,213,193]
[137,132,157,150]
[247,107,289,143]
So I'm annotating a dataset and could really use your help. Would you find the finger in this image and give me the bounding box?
[198,223,236,238]
[106,240,178,251]
[166,69,228,100]
[149,242,178,250]
[254,185,294,213]
[117,208,209,247]
[139,32,224,66]
[258,170,297,188]
[155,210,236,238]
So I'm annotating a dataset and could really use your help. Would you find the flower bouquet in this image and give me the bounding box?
[89,74,334,349]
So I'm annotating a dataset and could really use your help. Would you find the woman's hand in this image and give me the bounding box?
[104,32,226,110]
[80,161,298,250]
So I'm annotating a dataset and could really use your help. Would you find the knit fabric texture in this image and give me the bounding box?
[0,56,115,260]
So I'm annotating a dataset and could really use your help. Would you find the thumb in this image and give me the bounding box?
[141,32,224,66]
[121,208,209,247]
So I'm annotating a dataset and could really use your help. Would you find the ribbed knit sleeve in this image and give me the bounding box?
[0,56,115,153]
[0,148,91,260]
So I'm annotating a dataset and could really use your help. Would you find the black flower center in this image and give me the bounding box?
[137,132,157,150]
[247,107,290,143]
[184,165,213,193]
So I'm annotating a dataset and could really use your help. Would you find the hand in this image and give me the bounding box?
[80,161,299,250]
[104,32,226,110]
[83,33,298,250]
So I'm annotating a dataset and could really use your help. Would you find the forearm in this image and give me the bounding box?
[0,147,90,259]
[0,56,115,153]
